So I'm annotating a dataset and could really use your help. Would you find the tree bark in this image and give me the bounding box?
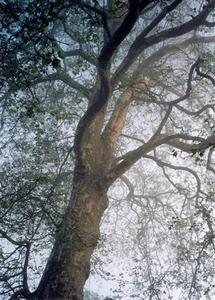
[35,175,108,300]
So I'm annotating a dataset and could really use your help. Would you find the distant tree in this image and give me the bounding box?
[0,0,215,299]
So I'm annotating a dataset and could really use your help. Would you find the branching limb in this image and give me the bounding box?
[121,56,210,153]
[104,133,215,184]
[204,20,215,27]
[99,0,149,68]
[62,48,97,65]
[207,147,215,174]
[0,236,31,298]
[73,0,153,169]
[22,243,31,296]
[102,88,133,148]
[196,59,215,86]
[80,2,112,39]
[0,229,28,246]
[102,78,155,153]
[161,133,215,153]
[33,72,90,100]
[143,154,201,203]
[135,0,183,44]
[175,104,215,116]
[112,0,215,85]
[138,35,215,77]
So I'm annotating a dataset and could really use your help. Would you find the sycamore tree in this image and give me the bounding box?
[0,0,215,299]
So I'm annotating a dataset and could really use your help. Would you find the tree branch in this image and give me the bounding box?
[80,2,112,39]
[112,0,215,85]
[33,72,90,99]
[98,0,148,68]
[62,48,97,65]
[0,228,28,246]
[207,147,215,174]
[175,104,215,116]
[22,243,31,295]
[160,133,215,152]
[136,0,183,43]
[73,0,153,169]
[104,133,215,184]
[102,88,133,148]
[204,20,215,27]
[133,35,215,80]
[144,154,201,202]
[196,59,215,86]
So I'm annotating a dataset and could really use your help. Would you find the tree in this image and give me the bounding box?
[0,0,215,299]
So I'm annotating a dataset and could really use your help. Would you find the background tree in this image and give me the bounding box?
[0,0,215,299]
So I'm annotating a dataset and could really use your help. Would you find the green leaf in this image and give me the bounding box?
[57,50,65,59]
[52,58,61,69]
[43,57,52,66]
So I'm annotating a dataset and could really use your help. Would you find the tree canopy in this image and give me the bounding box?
[0,0,215,299]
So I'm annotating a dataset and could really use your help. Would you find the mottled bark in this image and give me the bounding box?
[35,176,108,300]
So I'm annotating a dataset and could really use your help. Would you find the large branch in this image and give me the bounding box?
[112,0,215,85]
[0,228,28,246]
[132,35,215,80]
[102,80,153,150]
[134,0,183,44]
[102,88,133,148]
[73,0,153,168]
[104,133,215,184]
[162,134,215,153]
[60,48,97,65]
[98,0,149,68]
[107,0,182,65]
[33,72,90,99]
[102,58,204,182]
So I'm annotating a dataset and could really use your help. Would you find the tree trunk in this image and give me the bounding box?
[35,175,108,300]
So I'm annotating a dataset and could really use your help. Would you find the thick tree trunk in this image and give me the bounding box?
[35,175,108,300]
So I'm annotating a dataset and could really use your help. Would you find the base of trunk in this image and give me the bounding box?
[33,179,108,300]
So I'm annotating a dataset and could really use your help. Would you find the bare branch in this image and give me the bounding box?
[33,72,90,99]
[62,48,97,65]
[80,2,112,39]
[0,229,28,246]
[204,20,215,27]
[104,133,215,184]
[207,147,215,174]
[175,104,215,116]
[22,243,31,295]
[99,0,150,68]
[112,1,215,85]
[102,88,133,148]
[161,133,215,153]
[143,154,201,203]
[196,60,215,86]
[121,133,145,144]
[136,0,183,43]
[140,35,215,77]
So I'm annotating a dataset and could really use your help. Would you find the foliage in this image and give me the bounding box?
[0,0,215,299]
